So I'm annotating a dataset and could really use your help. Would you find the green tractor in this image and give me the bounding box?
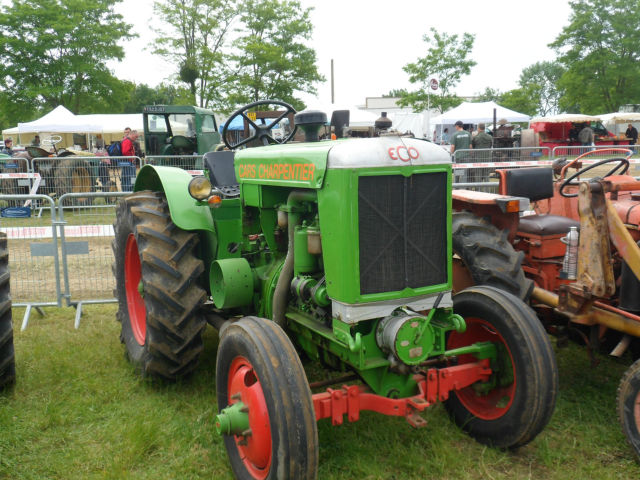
[142,105,221,168]
[113,100,558,479]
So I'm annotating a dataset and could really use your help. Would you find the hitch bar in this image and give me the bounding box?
[312,359,492,427]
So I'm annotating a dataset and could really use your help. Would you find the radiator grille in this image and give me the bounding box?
[358,173,447,295]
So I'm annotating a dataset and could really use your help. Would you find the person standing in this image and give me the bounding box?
[121,129,137,192]
[472,123,493,150]
[471,123,493,181]
[441,128,450,144]
[451,121,472,182]
[578,123,595,153]
[626,123,638,150]
[0,138,13,156]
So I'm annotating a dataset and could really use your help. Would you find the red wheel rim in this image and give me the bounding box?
[228,356,272,479]
[124,234,146,346]
[448,317,516,420]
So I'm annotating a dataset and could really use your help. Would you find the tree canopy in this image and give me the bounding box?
[153,0,238,110]
[227,0,323,111]
[518,61,564,116]
[0,0,133,127]
[550,0,640,113]
[398,28,476,113]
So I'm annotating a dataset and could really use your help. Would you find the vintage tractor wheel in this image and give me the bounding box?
[446,286,558,448]
[0,232,16,390]
[112,191,207,380]
[216,316,318,480]
[452,211,533,301]
[54,158,95,205]
[617,358,640,461]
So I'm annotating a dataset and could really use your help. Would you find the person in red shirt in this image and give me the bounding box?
[121,130,138,191]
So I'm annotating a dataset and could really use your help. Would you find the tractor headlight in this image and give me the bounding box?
[188,176,212,201]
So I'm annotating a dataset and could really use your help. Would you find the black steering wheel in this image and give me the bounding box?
[221,100,297,150]
[559,157,630,197]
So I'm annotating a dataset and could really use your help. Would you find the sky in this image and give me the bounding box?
[112,0,574,107]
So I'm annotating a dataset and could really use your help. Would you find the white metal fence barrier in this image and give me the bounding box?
[0,194,62,330]
[57,192,129,328]
[31,156,142,201]
[551,144,638,159]
[452,147,551,190]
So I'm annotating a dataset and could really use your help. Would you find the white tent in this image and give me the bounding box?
[81,113,143,133]
[599,112,640,136]
[17,105,102,133]
[389,112,427,137]
[432,101,530,125]
[530,113,601,123]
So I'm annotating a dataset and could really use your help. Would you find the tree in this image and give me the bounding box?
[500,86,540,117]
[517,61,564,116]
[383,88,409,98]
[550,0,640,113]
[399,28,476,113]
[153,0,238,110]
[121,83,194,113]
[0,0,133,119]
[228,0,324,111]
[474,87,502,103]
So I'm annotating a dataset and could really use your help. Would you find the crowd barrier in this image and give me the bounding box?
[2,149,638,327]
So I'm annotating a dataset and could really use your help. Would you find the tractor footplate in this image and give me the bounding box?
[312,359,491,426]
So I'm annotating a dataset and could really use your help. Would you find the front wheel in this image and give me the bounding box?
[112,191,207,380]
[446,286,558,448]
[617,359,640,461]
[216,317,318,480]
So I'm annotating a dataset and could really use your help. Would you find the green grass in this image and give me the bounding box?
[1,305,640,479]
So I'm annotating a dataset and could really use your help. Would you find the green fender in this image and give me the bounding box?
[134,165,214,233]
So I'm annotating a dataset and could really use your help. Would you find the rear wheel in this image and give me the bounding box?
[216,317,318,480]
[112,191,207,380]
[617,359,640,461]
[452,211,533,300]
[0,232,16,390]
[446,286,558,448]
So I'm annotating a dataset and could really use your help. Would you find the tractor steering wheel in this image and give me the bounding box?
[221,100,297,150]
[559,157,630,197]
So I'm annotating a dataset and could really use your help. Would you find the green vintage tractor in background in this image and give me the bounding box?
[112,100,558,479]
[142,104,221,160]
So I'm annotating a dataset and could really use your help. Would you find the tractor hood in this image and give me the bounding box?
[234,136,451,189]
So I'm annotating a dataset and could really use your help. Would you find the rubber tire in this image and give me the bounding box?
[112,191,207,381]
[452,211,533,301]
[617,358,640,461]
[0,232,16,390]
[445,286,558,448]
[216,317,318,480]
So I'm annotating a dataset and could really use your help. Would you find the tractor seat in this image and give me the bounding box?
[518,214,579,236]
[497,166,579,235]
[203,151,239,197]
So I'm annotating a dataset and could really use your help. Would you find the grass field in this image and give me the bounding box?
[1,305,640,479]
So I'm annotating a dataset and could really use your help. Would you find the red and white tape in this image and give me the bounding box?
[453,158,639,169]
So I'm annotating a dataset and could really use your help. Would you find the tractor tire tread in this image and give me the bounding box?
[446,286,558,448]
[452,211,533,300]
[617,358,640,460]
[0,233,16,390]
[112,190,207,381]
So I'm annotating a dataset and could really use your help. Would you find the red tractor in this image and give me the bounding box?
[451,148,640,460]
